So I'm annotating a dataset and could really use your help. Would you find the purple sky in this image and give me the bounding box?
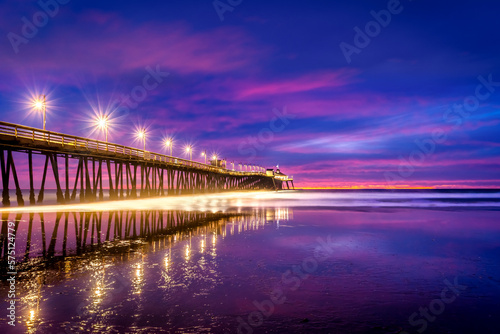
[0,0,499,188]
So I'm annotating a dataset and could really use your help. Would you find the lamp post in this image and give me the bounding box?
[185,145,192,161]
[164,139,173,156]
[201,151,207,164]
[33,95,46,131]
[96,115,109,150]
[136,129,147,156]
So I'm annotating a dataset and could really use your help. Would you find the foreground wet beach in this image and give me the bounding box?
[1,190,499,333]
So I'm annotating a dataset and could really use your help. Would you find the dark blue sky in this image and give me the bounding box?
[1,0,499,187]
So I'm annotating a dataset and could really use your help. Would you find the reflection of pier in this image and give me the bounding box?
[0,122,290,207]
[0,207,292,333]
[0,208,292,271]
[0,210,241,266]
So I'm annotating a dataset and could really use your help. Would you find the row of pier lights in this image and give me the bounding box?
[31,95,266,173]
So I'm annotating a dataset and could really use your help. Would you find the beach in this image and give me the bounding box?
[1,190,499,333]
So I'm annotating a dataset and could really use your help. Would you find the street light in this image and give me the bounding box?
[136,128,147,152]
[96,115,109,141]
[95,115,110,150]
[201,151,207,164]
[164,138,173,156]
[211,154,218,168]
[32,95,46,130]
[185,145,192,161]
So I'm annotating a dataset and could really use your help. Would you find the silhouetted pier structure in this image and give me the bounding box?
[0,122,292,207]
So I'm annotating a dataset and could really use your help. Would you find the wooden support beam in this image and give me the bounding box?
[107,160,114,199]
[7,151,24,206]
[79,158,84,202]
[0,150,9,206]
[131,164,137,198]
[93,159,102,199]
[140,163,144,197]
[37,155,49,204]
[49,154,64,203]
[125,163,130,197]
[71,159,82,200]
[115,162,123,198]
[83,157,92,200]
[28,151,35,204]
[160,168,165,196]
[167,169,173,195]
[119,162,124,198]
[179,170,183,194]
[99,159,103,200]
[152,166,157,196]
[65,155,70,201]
[145,166,151,196]
[92,158,96,199]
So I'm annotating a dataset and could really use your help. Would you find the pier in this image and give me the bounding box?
[0,121,294,207]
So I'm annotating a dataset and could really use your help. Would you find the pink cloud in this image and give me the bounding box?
[2,13,266,80]
[235,69,357,99]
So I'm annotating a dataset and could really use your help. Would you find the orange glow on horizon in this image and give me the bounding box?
[298,186,436,190]
[297,185,499,190]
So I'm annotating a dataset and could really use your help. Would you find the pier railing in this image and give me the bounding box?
[0,121,263,176]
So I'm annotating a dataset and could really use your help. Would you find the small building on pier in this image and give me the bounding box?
[265,166,295,190]
[274,168,288,180]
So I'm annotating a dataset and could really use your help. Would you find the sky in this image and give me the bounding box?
[0,0,499,188]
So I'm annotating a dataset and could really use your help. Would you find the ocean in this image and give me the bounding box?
[0,189,499,333]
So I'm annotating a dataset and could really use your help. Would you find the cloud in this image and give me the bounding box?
[1,12,266,81]
[234,69,357,99]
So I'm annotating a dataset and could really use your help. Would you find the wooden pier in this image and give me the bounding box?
[0,121,293,207]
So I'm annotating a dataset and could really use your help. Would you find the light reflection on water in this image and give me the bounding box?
[0,190,499,333]
[1,189,499,214]
[0,190,500,217]
[0,205,288,333]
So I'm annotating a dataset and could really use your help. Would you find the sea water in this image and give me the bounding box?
[0,189,499,333]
